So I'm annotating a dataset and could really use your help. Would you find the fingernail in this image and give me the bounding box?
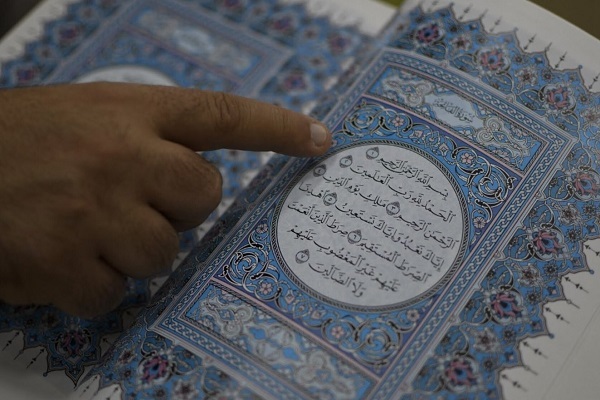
[310,123,329,146]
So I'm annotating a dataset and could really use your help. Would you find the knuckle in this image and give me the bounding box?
[207,92,243,134]
[201,161,223,211]
[142,221,179,271]
[92,277,126,314]
[52,171,102,223]
[185,156,223,209]
[61,272,125,318]
[165,152,223,226]
[170,151,208,185]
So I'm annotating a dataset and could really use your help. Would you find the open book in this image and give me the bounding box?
[0,0,599,399]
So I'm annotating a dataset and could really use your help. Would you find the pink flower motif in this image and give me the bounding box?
[477,47,510,73]
[269,14,295,34]
[57,329,91,358]
[13,64,40,84]
[282,72,308,92]
[392,116,405,127]
[572,171,600,197]
[414,22,444,45]
[444,357,478,388]
[258,282,273,296]
[542,84,575,112]
[460,153,474,165]
[473,217,486,229]
[330,326,346,339]
[256,223,269,234]
[406,309,420,322]
[532,229,564,256]
[489,291,522,319]
[328,33,352,54]
[140,353,171,385]
[56,23,83,46]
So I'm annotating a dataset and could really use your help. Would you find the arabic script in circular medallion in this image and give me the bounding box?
[274,142,468,310]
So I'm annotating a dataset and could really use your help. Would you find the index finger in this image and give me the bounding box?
[135,85,332,156]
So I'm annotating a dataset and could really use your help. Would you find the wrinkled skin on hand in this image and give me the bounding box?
[0,83,331,317]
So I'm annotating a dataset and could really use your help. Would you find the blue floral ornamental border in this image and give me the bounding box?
[382,6,600,400]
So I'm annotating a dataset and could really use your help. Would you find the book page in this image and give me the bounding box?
[0,1,393,399]
[80,0,600,399]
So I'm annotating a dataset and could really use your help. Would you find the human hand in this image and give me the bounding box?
[0,83,331,317]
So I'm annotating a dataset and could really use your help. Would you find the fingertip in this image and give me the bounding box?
[310,123,328,146]
[308,121,332,156]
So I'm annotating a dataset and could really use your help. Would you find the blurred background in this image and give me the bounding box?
[1,0,599,41]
